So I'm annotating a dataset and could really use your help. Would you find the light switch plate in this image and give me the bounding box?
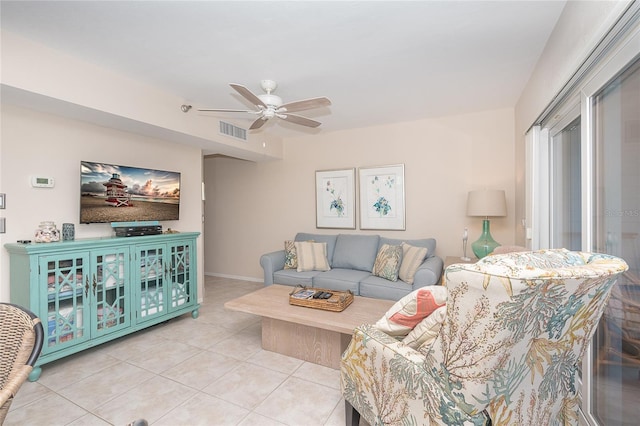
[0,193,5,209]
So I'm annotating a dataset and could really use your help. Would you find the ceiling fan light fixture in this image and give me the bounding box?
[258,93,282,108]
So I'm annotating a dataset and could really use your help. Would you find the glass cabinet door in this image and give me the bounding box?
[91,248,130,336]
[168,241,193,312]
[40,252,90,351]
[136,244,166,322]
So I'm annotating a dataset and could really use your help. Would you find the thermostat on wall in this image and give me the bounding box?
[31,176,55,188]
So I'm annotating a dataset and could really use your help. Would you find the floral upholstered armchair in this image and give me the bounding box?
[341,249,628,426]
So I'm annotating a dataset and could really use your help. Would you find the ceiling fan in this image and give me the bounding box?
[198,80,331,130]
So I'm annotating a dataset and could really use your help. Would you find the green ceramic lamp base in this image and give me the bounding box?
[471,219,500,259]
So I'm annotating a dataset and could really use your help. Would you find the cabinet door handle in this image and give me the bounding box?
[85,275,89,297]
[93,274,97,295]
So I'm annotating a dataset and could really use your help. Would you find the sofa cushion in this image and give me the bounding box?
[332,234,380,272]
[379,237,436,258]
[295,241,331,272]
[360,275,413,300]
[375,286,447,337]
[372,244,403,281]
[399,243,428,284]
[284,240,297,269]
[273,269,321,287]
[295,233,338,265]
[403,306,447,350]
[312,268,369,294]
[285,237,318,269]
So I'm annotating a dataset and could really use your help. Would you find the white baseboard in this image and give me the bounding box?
[204,271,263,283]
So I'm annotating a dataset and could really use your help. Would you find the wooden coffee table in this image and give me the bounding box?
[224,284,394,369]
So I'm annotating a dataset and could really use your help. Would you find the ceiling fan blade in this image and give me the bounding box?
[198,108,254,113]
[278,97,331,113]
[230,83,267,108]
[281,113,322,128]
[249,117,268,130]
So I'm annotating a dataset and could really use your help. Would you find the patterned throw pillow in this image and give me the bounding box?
[399,242,428,284]
[403,305,447,350]
[372,244,403,281]
[295,241,331,272]
[375,286,447,337]
[284,240,297,269]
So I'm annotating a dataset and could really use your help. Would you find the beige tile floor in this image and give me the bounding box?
[5,276,359,426]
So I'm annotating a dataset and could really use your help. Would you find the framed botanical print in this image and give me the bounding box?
[359,164,405,230]
[315,168,356,229]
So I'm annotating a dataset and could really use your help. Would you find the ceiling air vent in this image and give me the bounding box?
[219,121,247,141]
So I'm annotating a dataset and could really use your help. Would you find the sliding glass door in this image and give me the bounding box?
[529,38,640,426]
[550,116,582,250]
[590,57,640,426]
[525,5,640,423]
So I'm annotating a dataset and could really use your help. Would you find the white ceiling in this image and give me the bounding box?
[1,1,566,138]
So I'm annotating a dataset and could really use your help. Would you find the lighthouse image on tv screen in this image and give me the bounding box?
[80,161,180,224]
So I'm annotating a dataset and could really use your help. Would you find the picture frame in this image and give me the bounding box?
[315,168,356,229]
[359,164,405,230]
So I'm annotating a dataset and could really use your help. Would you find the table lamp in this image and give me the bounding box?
[467,189,507,258]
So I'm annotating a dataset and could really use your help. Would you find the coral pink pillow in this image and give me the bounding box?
[375,286,447,337]
[403,306,447,349]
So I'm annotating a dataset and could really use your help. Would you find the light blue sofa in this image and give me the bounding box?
[260,232,443,301]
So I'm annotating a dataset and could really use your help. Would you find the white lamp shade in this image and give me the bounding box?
[467,189,507,217]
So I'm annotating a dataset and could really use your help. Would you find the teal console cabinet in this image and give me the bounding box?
[5,232,200,381]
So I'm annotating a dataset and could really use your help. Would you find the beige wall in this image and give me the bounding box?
[1,30,284,162]
[0,105,204,302]
[204,108,515,281]
[513,0,632,246]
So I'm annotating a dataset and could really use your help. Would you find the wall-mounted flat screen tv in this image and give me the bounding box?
[80,161,180,224]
